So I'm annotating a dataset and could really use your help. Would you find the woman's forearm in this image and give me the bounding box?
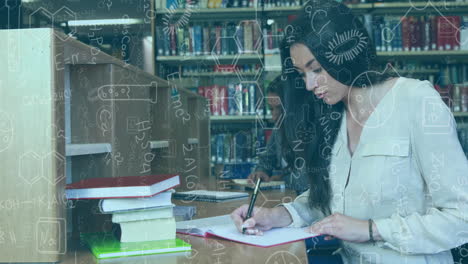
[270,206,293,228]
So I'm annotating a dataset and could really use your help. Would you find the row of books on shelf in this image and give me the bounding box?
[436,84,468,112]
[157,0,261,9]
[182,64,262,75]
[65,174,192,259]
[350,0,468,3]
[156,0,468,10]
[157,0,310,9]
[374,16,468,52]
[156,21,262,57]
[197,83,262,116]
[457,126,468,158]
[210,129,266,164]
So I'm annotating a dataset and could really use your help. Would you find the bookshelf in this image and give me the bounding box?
[153,1,468,176]
[0,28,210,262]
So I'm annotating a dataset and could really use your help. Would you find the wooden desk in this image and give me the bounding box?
[61,189,309,264]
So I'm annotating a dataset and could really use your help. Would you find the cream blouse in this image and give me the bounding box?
[282,77,468,264]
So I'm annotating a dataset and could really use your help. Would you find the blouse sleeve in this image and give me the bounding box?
[281,189,325,228]
[373,81,468,254]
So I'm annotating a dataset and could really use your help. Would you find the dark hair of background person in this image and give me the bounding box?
[266,76,284,96]
[278,0,395,214]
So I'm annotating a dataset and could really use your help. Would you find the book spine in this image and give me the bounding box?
[462,85,468,112]
[223,133,231,163]
[177,27,185,56]
[374,17,382,52]
[385,17,392,52]
[249,83,255,114]
[236,24,244,54]
[203,24,211,55]
[215,25,222,55]
[453,85,462,112]
[212,85,220,116]
[204,85,214,115]
[220,85,228,116]
[244,21,253,54]
[164,29,171,56]
[170,26,177,56]
[156,27,166,56]
[242,83,249,115]
[184,27,191,56]
[235,83,243,115]
[461,16,468,51]
[194,25,203,55]
[453,16,461,50]
[430,15,437,50]
[228,83,237,115]
[221,25,228,55]
[189,25,195,55]
[211,134,217,162]
[423,16,430,51]
[216,134,224,163]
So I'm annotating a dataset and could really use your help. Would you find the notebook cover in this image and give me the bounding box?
[81,233,191,259]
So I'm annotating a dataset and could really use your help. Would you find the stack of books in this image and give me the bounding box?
[66,174,191,259]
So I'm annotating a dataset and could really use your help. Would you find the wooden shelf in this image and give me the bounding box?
[454,112,468,118]
[264,3,372,15]
[372,2,468,14]
[210,115,260,122]
[377,51,468,61]
[183,72,258,77]
[66,143,112,156]
[157,54,261,65]
[150,140,170,149]
[155,7,260,20]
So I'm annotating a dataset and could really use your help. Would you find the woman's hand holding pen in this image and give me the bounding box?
[230,205,293,235]
[305,213,382,243]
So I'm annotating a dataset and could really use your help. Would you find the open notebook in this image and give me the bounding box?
[176,215,318,248]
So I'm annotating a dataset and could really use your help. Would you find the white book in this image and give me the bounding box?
[176,215,318,248]
[112,204,175,223]
[119,217,176,243]
[100,191,173,213]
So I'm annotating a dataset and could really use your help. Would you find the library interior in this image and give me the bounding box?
[1,0,468,263]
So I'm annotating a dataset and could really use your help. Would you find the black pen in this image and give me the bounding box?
[242,178,262,234]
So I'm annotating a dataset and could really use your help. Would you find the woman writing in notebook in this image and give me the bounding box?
[231,0,468,263]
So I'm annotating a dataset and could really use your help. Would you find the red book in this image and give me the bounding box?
[401,17,411,51]
[212,84,221,116]
[437,16,460,50]
[219,85,228,116]
[204,85,214,115]
[65,174,180,200]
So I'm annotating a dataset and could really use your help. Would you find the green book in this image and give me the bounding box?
[81,233,191,259]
